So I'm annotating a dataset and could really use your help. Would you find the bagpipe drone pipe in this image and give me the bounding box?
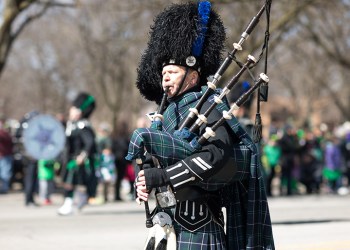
[125,1,271,187]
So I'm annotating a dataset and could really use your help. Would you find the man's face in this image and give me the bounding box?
[162,65,198,98]
[68,106,82,121]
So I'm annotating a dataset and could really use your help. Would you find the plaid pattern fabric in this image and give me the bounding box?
[125,91,202,165]
[125,127,196,166]
[222,180,275,250]
[157,207,226,250]
[175,220,226,250]
[127,86,274,249]
[210,89,274,249]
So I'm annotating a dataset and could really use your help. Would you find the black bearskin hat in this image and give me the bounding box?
[136,1,226,104]
[72,92,96,118]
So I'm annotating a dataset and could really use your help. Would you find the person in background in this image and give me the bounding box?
[263,134,282,196]
[0,115,13,194]
[323,134,342,193]
[37,159,56,205]
[15,111,40,206]
[57,92,97,215]
[98,147,116,202]
[340,132,350,194]
[124,162,135,200]
[279,124,299,195]
[95,122,115,202]
[112,121,130,201]
[299,130,323,194]
[96,122,113,155]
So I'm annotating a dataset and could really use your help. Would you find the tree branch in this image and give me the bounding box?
[308,26,350,69]
[14,0,78,40]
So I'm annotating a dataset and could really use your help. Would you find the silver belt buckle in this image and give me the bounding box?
[156,188,177,208]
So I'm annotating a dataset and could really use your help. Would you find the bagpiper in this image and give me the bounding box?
[58,92,98,215]
[129,1,275,249]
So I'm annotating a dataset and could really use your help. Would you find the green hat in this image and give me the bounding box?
[72,92,96,118]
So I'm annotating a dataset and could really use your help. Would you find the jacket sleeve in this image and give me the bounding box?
[79,127,96,156]
[163,103,238,192]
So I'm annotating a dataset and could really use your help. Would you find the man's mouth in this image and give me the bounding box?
[164,86,170,93]
[164,86,173,93]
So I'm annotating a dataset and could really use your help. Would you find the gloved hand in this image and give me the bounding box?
[144,168,170,190]
[135,168,170,202]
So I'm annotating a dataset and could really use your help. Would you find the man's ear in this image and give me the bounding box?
[191,70,199,84]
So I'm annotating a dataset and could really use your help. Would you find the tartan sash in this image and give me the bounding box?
[125,127,196,166]
[125,90,202,165]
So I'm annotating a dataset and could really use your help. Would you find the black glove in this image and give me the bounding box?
[144,168,170,191]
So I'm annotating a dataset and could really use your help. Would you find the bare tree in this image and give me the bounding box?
[265,0,350,125]
[1,0,349,130]
[300,1,350,121]
[74,0,170,132]
[0,0,77,79]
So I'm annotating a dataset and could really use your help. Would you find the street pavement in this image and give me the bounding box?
[1,191,350,250]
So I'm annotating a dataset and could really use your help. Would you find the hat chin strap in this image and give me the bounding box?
[172,67,189,98]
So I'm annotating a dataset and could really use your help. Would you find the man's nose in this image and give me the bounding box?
[163,74,170,82]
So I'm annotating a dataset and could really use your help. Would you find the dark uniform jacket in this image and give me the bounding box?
[64,119,97,192]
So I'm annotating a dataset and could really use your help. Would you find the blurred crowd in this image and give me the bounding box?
[0,112,136,207]
[1,111,350,208]
[262,121,350,196]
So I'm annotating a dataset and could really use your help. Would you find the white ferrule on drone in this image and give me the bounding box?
[229,103,240,115]
[232,43,242,51]
[195,114,208,127]
[223,110,232,120]
[214,96,223,104]
[259,72,269,83]
[203,127,216,140]
[203,127,216,139]
[188,108,199,118]
[247,54,257,64]
[207,81,216,90]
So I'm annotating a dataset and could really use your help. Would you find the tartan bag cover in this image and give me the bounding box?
[125,90,202,165]
[207,89,275,249]
[125,127,196,165]
[220,105,275,250]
